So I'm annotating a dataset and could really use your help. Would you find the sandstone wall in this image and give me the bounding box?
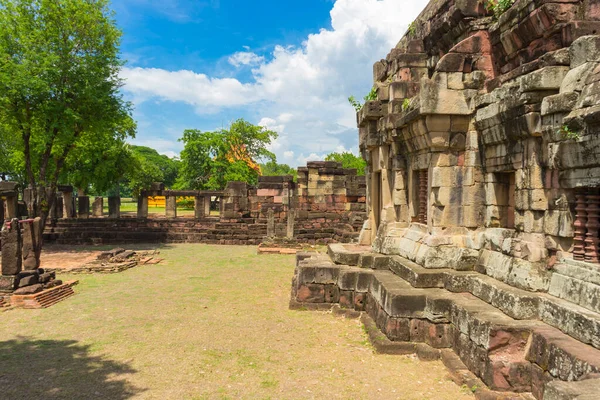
[359,0,600,312]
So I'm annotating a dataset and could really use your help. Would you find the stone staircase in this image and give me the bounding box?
[290,244,600,399]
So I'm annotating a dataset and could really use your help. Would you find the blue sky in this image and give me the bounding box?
[115,0,429,166]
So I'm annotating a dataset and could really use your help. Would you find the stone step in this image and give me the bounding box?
[328,244,600,351]
[292,251,600,399]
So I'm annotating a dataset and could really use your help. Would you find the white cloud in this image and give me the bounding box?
[121,0,429,165]
[228,51,265,67]
[297,153,325,165]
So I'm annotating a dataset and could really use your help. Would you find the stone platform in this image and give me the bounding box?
[10,280,78,309]
[290,244,600,400]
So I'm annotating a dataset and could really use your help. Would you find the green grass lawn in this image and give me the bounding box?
[0,245,472,399]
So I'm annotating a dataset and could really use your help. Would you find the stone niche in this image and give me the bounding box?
[358,0,600,297]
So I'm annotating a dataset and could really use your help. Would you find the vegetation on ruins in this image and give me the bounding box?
[348,87,379,112]
[176,119,278,190]
[0,0,135,227]
[324,152,366,175]
[558,124,581,141]
[485,0,516,17]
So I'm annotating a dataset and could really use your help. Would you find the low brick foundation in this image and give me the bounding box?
[10,280,78,309]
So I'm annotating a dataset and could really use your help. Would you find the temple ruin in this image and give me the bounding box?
[291,0,600,398]
[35,161,367,245]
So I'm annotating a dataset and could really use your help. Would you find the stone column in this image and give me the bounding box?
[267,208,275,238]
[166,195,177,218]
[92,197,103,217]
[194,196,205,219]
[286,209,296,239]
[55,195,64,219]
[204,196,211,217]
[4,195,18,220]
[585,192,600,263]
[63,191,74,218]
[1,218,22,275]
[21,218,41,270]
[573,192,587,261]
[137,193,148,219]
[77,196,90,219]
[108,196,120,218]
[0,199,4,222]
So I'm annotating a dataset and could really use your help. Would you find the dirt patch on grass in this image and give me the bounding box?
[0,244,474,399]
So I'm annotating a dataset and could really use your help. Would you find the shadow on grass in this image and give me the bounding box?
[0,337,144,399]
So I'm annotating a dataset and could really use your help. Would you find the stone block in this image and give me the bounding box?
[13,284,43,295]
[519,66,570,92]
[296,284,325,303]
[1,219,22,275]
[570,35,600,69]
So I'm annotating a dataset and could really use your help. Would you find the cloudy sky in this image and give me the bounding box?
[115,0,429,166]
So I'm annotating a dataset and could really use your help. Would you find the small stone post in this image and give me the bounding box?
[55,195,64,219]
[267,208,275,238]
[78,196,90,219]
[108,196,120,218]
[4,195,18,220]
[21,218,41,270]
[92,197,103,217]
[286,209,296,239]
[23,187,35,217]
[194,195,205,219]
[1,218,22,276]
[137,193,148,219]
[166,195,177,218]
[63,191,74,218]
[204,195,211,217]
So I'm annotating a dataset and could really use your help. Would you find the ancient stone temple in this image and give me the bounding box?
[291,0,600,398]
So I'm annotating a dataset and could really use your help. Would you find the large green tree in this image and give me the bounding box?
[0,0,135,227]
[176,119,277,190]
[259,161,297,181]
[325,151,366,175]
[129,146,180,188]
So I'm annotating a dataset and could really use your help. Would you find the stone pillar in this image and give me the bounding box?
[4,195,18,220]
[1,218,22,275]
[585,192,600,263]
[194,196,205,219]
[286,209,296,239]
[574,192,587,261]
[21,218,41,270]
[267,208,275,238]
[137,194,148,219]
[77,196,90,219]
[166,195,177,218]
[204,196,211,217]
[92,197,103,217]
[63,191,74,218]
[55,195,64,219]
[0,199,4,222]
[108,196,120,218]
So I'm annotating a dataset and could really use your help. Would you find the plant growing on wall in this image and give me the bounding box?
[348,87,379,112]
[558,125,581,141]
[485,0,516,17]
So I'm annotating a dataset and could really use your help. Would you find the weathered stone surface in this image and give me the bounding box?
[13,284,43,295]
[1,219,22,275]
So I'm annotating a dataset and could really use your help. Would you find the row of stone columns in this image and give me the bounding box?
[136,195,212,219]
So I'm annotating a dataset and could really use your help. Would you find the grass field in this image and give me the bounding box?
[0,244,473,399]
[102,198,197,216]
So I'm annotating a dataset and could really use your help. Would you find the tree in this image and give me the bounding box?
[260,161,297,181]
[0,0,135,229]
[129,146,180,188]
[176,119,277,190]
[325,152,366,175]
